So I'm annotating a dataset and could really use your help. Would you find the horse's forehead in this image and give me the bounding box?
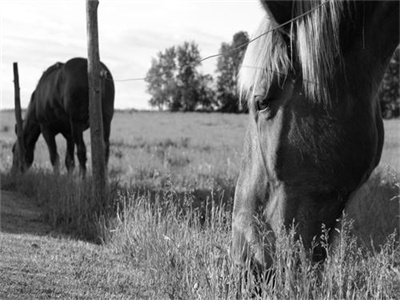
[253,79,269,96]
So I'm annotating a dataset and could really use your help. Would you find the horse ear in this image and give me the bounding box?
[261,0,294,25]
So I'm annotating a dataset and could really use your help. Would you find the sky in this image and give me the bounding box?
[0,0,265,110]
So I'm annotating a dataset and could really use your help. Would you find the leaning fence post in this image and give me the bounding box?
[12,62,26,174]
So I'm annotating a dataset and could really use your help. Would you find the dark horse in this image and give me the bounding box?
[232,0,399,272]
[12,57,115,175]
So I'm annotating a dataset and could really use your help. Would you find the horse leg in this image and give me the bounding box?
[63,133,75,173]
[41,127,60,173]
[71,122,87,177]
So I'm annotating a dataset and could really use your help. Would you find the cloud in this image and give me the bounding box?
[1,0,263,110]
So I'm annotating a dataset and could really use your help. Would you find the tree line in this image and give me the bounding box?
[145,31,249,113]
[145,32,399,116]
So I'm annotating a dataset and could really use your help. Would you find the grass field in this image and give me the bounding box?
[1,110,399,299]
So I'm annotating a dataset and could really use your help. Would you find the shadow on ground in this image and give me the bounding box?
[0,190,51,236]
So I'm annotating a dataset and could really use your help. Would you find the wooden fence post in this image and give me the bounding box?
[86,0,107,203]
[12,62,26,174]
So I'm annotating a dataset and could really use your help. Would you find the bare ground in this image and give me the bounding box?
[0,190,51,236]
[0,191,146,299]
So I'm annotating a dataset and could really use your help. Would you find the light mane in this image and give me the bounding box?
[240,0,348,105]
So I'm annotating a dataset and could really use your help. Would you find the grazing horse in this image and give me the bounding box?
[232,0,399,272]
[12,57,115,175]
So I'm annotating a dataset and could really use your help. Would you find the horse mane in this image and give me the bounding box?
[26,62,64,122]
[240,0,350,105]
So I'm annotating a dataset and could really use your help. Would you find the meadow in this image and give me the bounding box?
[0,110,399,299]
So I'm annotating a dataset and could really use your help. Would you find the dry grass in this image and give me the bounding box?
[0,232,150,299]
[1,110,399,299]
[105,181,399,299]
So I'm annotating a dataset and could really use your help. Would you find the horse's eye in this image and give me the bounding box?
[255,95,271,112]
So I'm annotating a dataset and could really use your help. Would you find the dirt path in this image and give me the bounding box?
[0,190,51,235]
[0,190,147,299]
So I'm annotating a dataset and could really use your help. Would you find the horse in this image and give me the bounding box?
[11,57,115,176]
[231,0,399,274]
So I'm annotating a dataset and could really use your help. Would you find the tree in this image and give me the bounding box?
[379,48,400,118]
[146,47,177,111]
[175,42,202,111]
[146,41,215,111]
[196,74,216,111]
[215,31,249,113]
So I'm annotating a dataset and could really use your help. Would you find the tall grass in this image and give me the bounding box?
[1,171,116,242]
[107,184,232,299]
[105,178,399,299]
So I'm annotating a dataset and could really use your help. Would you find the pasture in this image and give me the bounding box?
[0,110,399,299]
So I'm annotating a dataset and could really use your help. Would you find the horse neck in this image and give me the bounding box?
[344,1,399,98]
[364,2,399,60]
[23,99,41,152]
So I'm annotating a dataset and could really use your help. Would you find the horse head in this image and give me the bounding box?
[232,0,399,273]
[11,119,31,174]
[11,92,41,175]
